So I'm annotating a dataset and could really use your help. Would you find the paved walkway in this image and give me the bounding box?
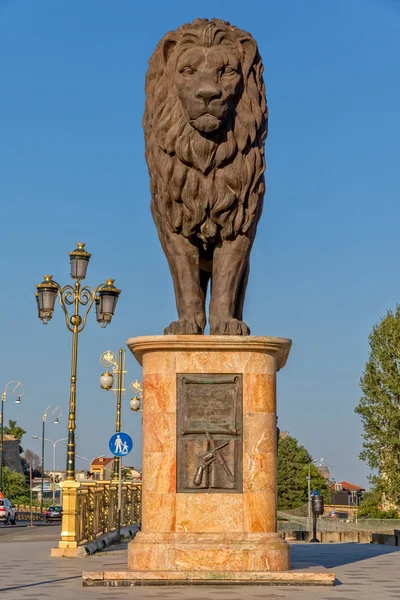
[1,526,400,599]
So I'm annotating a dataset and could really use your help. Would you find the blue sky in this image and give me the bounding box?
[1,0,399,487]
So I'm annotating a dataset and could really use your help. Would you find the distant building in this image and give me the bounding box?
[332,481,365,506]
[90,457,113,480]
[3,434,23,474]
[318,465,331,480]
[125,467,141,481]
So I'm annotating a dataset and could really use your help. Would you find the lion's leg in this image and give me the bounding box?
[200,268,211,305]
[234,260,250,322]
[158,226,206,334]
[209,234,252,335]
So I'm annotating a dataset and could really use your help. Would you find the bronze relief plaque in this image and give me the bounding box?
[177,374,243,493]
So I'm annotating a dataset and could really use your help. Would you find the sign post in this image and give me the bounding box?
[30,464,33,527]
[109,432,133,542]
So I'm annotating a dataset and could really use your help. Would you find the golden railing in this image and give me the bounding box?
[55,480,141,552]
[16,505,45,521]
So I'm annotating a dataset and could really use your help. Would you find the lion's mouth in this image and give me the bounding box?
[190,114,221,133]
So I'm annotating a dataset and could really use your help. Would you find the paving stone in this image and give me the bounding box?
[1,529,400,600]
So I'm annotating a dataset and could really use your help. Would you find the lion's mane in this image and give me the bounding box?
[144,18,268,246]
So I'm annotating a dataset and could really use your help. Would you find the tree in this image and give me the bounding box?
[1,467,30,504]
[3,419,26,440]
[357,488,399,519]
[277,434,329,510]
[355,306,400,507]
[22,449,42,479]
[3,419,26,455]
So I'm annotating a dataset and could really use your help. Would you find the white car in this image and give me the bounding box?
[0,498,16,525]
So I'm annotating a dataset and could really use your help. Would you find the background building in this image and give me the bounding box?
[3,434,23,474]
[90,457,113,480]
[332,481,365,506]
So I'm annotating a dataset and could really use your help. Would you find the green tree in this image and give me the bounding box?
[277,434,329,510]
[22,449,42,479]
[355,306,400,507]
[357,488,399,519]
[1,467,30,504]
[3,419,26,440]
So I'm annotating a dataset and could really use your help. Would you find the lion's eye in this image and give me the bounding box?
[181,66,196,76]
[221,66,236,76]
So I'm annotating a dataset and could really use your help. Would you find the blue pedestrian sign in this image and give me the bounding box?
[310,490,320,497]
[109,432,133,457]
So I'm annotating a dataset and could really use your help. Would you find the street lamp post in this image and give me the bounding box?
[76,455,91,467]
[99,350,141,543]
[37,405,62,510]
[99,349,142,479]
[0,381,24,491]
[76,454,105,479]
[33,435,67,504]
[35,242,121,482]
[306,460,317,522]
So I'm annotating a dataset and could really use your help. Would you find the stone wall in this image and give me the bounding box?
[281,529,400,544]
[2,435,23,474]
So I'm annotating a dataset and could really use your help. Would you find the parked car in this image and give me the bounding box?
[0,498,17,525]
[45,505,62,522]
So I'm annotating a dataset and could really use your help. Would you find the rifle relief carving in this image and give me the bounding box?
[177,373,243,493]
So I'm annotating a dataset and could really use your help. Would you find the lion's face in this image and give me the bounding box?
[175,44,243,133]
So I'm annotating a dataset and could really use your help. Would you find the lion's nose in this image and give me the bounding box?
[196,85,222,105]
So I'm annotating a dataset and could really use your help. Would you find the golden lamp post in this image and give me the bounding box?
[99,348,142,480]
[0,380,24,491]
[35,242,121,481]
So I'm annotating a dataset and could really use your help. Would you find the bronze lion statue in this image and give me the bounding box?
[144,18,268,335]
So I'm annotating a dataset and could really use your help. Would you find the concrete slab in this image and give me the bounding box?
[82,566,335,586]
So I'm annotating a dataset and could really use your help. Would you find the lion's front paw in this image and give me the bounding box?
[209,317,250,336]
[164,316,205,335]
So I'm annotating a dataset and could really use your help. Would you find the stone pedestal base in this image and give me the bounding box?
[125,335,292,581]
[128,531,289,572]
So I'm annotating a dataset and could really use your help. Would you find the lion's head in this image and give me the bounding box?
[174,30,245,134]
[144,19,268,246]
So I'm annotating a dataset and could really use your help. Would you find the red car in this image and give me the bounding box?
[45,505,62,522]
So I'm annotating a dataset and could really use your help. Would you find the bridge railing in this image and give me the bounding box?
[15,505,45,521]
[55,480,141,552]
[278,512,400,533]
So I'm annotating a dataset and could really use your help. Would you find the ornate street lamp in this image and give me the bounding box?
[99,349,141,479]
[130,379,143,413]
[35,242,121,481]
[0,380,24,491]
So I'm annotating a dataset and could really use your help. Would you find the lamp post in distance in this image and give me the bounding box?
[32,434,67,503]
[0,380,24,491]
[35,242,121,482]
[76,454,105,479]
[36,405,62,510]
[99,349,142,479]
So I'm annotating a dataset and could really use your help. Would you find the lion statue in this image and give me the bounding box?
[144,18,268,335]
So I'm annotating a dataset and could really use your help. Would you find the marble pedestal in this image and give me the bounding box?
[126,335,291,581]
